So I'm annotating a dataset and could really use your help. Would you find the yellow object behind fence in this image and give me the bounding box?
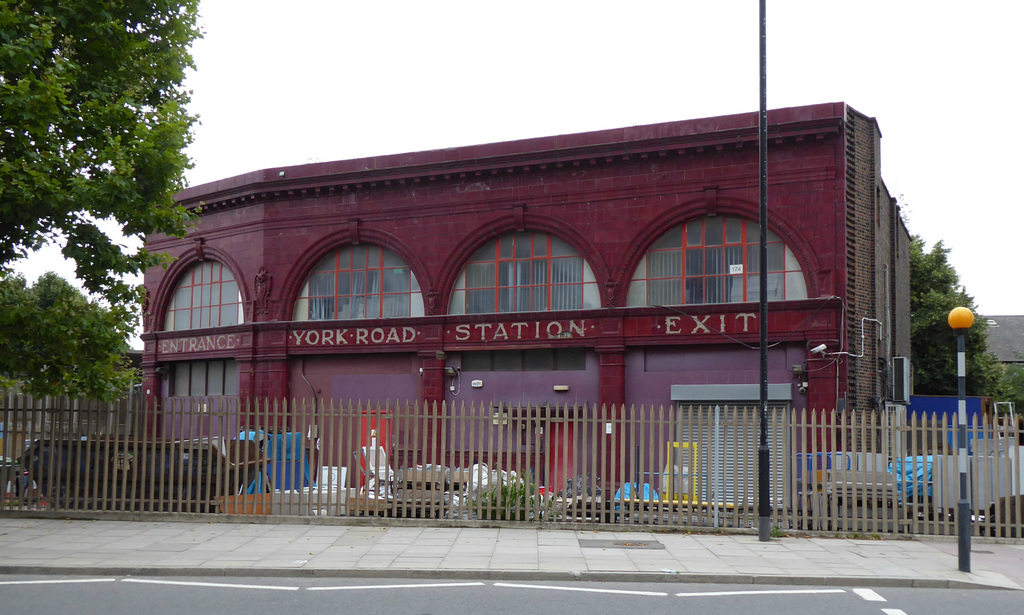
[662,441,698,503]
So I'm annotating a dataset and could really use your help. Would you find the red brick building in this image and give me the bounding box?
[142,102,910,416]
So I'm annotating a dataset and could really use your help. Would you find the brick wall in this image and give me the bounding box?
[141,103,907,409]
[843,106,910,415]
[844,108,881,411]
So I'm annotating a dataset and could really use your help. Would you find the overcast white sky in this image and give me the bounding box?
[15,1,1024,326]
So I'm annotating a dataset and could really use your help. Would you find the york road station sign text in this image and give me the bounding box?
[159,313,761,354]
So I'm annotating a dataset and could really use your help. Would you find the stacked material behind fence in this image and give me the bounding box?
[2,395,1021,537]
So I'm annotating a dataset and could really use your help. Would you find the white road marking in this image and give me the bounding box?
[121,578,299,591]
[675,589,847,597]
[0,578,117,586]
[853,588,886,601]
[494,582,667,597]
[308,581,486,592]
[881,610,908,615]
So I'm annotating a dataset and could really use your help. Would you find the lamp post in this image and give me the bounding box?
[948,306,974,573]
[756,0,771,543]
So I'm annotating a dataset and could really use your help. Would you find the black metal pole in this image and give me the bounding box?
[757,0,771,542]
[956,330,971,572]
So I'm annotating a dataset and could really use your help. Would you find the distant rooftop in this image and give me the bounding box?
[984,315,1024,363]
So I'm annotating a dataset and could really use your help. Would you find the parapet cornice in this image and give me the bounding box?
[178,104,844,213]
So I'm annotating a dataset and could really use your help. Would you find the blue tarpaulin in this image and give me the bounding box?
[889,456,933,499]
[614,482,659,503]
[239,431,265,494]
[266,432,311,491]
[238,431,311,493]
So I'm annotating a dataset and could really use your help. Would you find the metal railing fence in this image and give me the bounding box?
[2,394,1021,537]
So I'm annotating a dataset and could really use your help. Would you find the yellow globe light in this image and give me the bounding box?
[948,306,975,330]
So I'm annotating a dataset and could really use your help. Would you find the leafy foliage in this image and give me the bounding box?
[473,472,550,521]
[0,1,200,306]
[0,1,200,397]
[993,361,1024,414]
[0,272,137,400]
[909,236,1002,396]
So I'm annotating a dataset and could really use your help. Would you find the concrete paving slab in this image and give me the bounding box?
[0,515,1021,589]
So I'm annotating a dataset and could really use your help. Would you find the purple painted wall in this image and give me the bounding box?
[445,351,600,409]
[625,343,811,409]
[289,354,421,404]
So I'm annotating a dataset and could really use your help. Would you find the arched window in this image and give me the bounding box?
[293,245,424,320]
[163,261,243,331]
[449,232,600,315]
[626,216,807,306]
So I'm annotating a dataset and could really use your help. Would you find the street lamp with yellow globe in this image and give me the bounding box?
[948,305,973,572]
[948,306,974,331]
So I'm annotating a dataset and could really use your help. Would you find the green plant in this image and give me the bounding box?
[472,472,551,521]
[770,526,787,538]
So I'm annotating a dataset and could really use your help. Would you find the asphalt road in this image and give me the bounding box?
[0,576,1020,615]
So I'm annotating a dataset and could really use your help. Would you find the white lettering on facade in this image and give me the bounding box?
[290,326,420,347]
[289,320,592,348]
[663,313,759,336]
[449,319,587,342]
[736,313,756,331]
[160,333,241,354]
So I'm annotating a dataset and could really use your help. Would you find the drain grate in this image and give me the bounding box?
[578,539,665,550]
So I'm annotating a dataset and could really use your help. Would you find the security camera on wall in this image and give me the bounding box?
[810,343,827,355]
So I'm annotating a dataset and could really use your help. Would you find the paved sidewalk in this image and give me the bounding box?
[0,517,1022,590]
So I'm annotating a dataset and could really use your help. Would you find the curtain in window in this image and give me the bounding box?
[164,261,242,331]
[298,246,422,320]
[451,232,597,314]
[627,217,808,307]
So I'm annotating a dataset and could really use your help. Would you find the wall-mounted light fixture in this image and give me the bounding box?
[444,366,458,377]
[553,385,569,392]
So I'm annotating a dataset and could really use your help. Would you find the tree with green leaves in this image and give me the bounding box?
[1,272,137,400]
[910,236,1003,397]
[0,1,201,396]
[995,362,1024,414]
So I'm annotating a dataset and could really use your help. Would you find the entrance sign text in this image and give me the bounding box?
[159,334,241,354]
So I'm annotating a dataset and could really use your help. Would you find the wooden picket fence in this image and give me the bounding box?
[2,394,1022,537]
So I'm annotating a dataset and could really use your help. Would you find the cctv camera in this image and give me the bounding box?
[810,343,827,355]
[798,383,808,395]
